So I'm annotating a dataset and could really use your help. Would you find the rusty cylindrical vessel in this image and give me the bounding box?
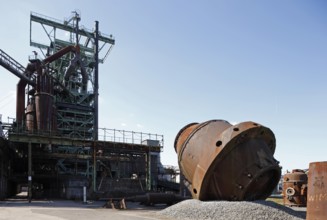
[35,92,54,131]
[283,169,307,207]
[307,161,327,220]
[26,102,36,132]
[174,120,281,201]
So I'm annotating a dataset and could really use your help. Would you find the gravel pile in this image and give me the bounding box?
[157,199,305,220]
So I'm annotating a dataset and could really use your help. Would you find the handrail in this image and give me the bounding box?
[98,128,164,146]
[3,122,164,148]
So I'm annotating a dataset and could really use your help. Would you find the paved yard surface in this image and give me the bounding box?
[0,199,169,220]
[0,197,306,220]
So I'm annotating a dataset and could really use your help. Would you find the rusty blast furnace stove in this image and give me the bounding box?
[174,120,281,201]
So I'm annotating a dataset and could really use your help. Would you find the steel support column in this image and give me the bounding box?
[146,151,151,191]
[94,21,99,141]
[93,142,96,192]
[93,21,99,193]
[28,142,32,203]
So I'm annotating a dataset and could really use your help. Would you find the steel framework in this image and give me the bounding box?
[29,11,115,139]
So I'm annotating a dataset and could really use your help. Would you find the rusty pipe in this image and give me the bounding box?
[174,120,281,201]
[64,53,88,92]
[42,45,76,64]
[80,64,88,92]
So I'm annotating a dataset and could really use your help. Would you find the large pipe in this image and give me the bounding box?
[44,44,89,92]
[174,120,281,201]
[42,45,76,64]
[64,53,88,92]
[64,55,79,80]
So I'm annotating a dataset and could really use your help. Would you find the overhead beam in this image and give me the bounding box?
[31,13,115,45]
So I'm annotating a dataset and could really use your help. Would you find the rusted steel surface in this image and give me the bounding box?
[26,103,35,132]
[42,45,76,64]
[307,161,327,220]
[283,169,307,207]
[16,79,27,125]
[174,120,281,201]
[35,74,55,131]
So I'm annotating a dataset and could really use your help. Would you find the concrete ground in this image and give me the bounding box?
[0,198,170,220]
[0,196,306,220]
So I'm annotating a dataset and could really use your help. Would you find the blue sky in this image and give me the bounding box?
[1,0,327,173]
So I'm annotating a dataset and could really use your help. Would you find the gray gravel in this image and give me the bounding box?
[157,199,306,220]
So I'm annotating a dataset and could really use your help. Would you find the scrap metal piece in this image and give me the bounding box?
[174,120,281,201]
[283,169,307,207]
[307,161,327,220]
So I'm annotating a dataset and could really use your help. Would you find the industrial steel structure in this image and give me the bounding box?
[0,12,175,201]
[1,11,300,208]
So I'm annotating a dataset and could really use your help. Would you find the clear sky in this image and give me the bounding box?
[1,0,327,173]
